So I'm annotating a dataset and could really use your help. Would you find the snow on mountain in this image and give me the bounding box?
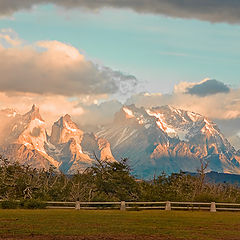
[1,105,59,168]
[97,105,240,178]
[229,133,240,152]
[50,114,84,146]
[0,105,115,173]
[47,115,95,173]
[0,104,239,178]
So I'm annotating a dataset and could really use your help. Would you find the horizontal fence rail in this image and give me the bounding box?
[42,201,240,212]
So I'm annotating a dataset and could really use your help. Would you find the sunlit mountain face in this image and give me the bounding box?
[97,105,240,178]
[0,105,115,174]
[0,104,239,179]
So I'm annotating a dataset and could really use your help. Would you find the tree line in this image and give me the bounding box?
[0,156,240,203]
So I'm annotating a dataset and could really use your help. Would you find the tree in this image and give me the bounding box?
[90,157,140,201]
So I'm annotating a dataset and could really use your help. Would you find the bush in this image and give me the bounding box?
[1,200,19,209]
[194,193,220,203]
[20,199,46,209]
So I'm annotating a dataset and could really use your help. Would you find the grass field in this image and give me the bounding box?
[0,209,240,240]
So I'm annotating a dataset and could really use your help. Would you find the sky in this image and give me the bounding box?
[0,1,240,147]
[1,4,240,93]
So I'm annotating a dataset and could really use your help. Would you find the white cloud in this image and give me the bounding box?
[0,28,21,47]
[0,30,137,97]
[127,79,240,121]
[0,92,84,130]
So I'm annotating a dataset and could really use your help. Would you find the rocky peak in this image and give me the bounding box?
[24,104,44,122]
[3,105,46,145]
[63,114,71,121]
[50,114,83,146]
[98,138,115,162]
[56,114,72,128]
[0,105,116,175]
[113,104,149,126]
[97,104,240,178]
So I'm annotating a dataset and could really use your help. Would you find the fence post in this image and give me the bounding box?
[75,201,80,210]
[120,201,126,211]
[165,201,171,211]
[210,202,216,212]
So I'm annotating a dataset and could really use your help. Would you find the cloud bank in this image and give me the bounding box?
[0,31,137,96]
[0,29,138,130]
[1,0,240,24]
[126,79,240,121]
[126,80,240,149]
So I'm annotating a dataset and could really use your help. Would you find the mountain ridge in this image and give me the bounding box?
[0,105,115,173]
[0,104,240,179]
[97,104,240,178]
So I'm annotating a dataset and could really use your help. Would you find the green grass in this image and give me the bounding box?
[0,209,240,239]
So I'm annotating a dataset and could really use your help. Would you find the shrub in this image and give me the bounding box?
[194,193,220,203]
[1,200,19,209]
[20,199,46,209]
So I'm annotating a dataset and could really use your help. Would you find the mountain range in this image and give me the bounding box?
[0,105,115,174]
[0,104,240,179]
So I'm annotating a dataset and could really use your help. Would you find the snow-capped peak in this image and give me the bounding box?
[62,114,72,123]
[50,114,83,145]
[146,109,176,135]
[62,114,79,131]
[123,107,135,119]
[115,104,223,142]
[4,105,46,144]
[1,103,239,178]
[201,118,217,135]
[24,104,44,122]
[187,111,202,122]
[6,105,50,161]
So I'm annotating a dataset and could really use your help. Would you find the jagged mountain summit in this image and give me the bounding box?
[97,105,240,178]
[0,104,240,179]
[0,105,115,173]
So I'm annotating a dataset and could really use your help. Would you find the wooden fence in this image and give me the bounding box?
[45,201,240,212]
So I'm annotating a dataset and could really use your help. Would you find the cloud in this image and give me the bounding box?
[185,79,230,97]
[126,79,240,121]
[0,31,137,97]
[0,29,136,132]
[0,89,123,134]
[75,100,123,128]
[124,79,240,150]
[125,85,240,149]
[216,118,240,138]
[1,75,240,149]
[0,92,84,131]
[1,0,240,24]
[126,87,240,150]
[0,87,123,129]
[0,28,21,46]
